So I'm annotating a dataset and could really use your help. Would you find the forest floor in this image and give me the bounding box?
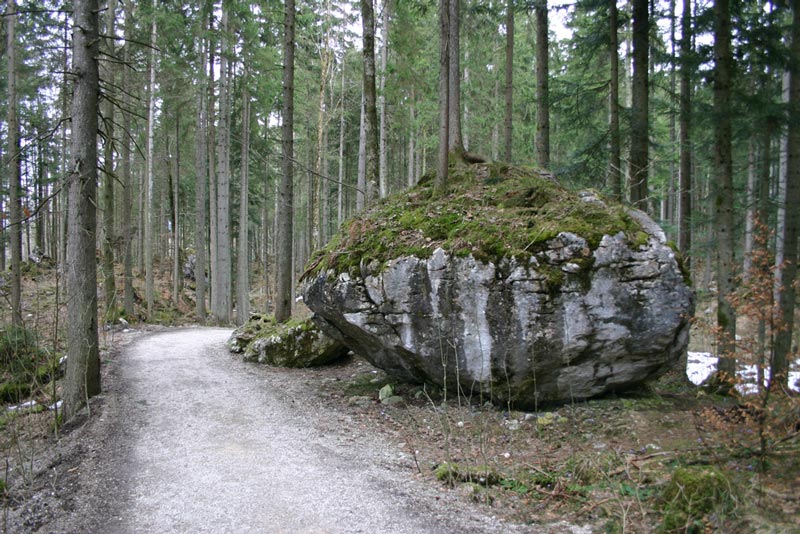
[2,263,800,533]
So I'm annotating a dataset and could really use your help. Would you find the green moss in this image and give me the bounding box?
[659,466,736,533]
[303,163,645,278]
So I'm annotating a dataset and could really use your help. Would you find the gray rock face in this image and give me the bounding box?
[304,210,694,407]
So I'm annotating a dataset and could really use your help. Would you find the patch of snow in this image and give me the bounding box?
[48,400,63,411]
[687,351,800,394]
[6,400,38,412]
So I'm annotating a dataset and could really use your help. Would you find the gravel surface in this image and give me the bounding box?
[5,327,549,533]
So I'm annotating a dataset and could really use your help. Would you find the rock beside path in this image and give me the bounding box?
[229,314,348,368]
[302,165,694,407]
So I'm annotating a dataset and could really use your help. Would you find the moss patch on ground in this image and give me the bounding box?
[305,163,643,278]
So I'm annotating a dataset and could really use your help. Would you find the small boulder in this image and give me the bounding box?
[229,314,348,368]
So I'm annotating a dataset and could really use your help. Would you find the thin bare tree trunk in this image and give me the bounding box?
[437,0,450,193]
[275,0,296,323]
[772,5,800,389]
[535,0,550,168]
[194,29,208,322]
[713,0,736,379]
[237,72,251,324]
[356,91,367,212]
[677,0,692,259]
[408,87,416,188]
[102,0,118,322]
[608,0,621,200]
[629,0,649,209]
[122,0,135,319]
[337,60,346,227]
[447,0,464,156]
[64,0,101,418]
[6,0,22,327]
[378,0,390,198]
[504,0,513,163]
[172,115,181,306]
[214,7,232,324]
[145,9,157,318]
[361,0,380,204]
[208,30,218,315]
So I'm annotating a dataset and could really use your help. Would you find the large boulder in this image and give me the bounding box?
[229,314,348,368]
[302,165,694,407]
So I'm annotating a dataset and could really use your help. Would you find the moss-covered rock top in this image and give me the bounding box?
[306,163,645,277]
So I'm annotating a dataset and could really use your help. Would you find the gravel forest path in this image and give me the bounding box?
[55,327,527,534]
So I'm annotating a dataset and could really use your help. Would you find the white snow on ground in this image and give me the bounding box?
[687,351,800,394]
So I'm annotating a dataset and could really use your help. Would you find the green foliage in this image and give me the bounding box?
[659,466,736,533]
[434,462,501,487]
[0,326,58,404]
[305,163,643,278]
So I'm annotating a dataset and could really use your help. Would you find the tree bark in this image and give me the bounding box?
[408,87,416,188]
[194,27,208,323]
[64,0,101,418]
[237,72,251,325]
[608,0,621,200]
[677,0,692,259]
[504,0,513,163]
[534,0,550,168]
[713,0,736,379]
[275,0,296,323]
[436,0,450,194]
[772,3,800,389]
[6,0,22,327]
[361,0,380,204]
[213,7,232,324]
[337,59,346,226]
[102,0,118,323]
[378,0,390,198]
[121,0,134,319]
[356,92,367,212]
[145,8,157,319]
[629,0,649,209]
[171,114,181,307]
[447,0,464,156]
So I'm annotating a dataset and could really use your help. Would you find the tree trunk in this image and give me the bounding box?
[337,59,346,227]
[534,0,550,168]
[194,23,208,323]
[120,1,134,319]
[102,0,118,323]
[378,0,390,198]
[208,28,218,315]
[677,0,692,260]
[361,0,380,204]
[713,0,736,379]
[408,87,416,188]
[629,0,649,209]
[608,0,621,200]
[145,8,158,319]
[772,4,800,389]
[6,0,22,327]
[357,92,367,212]
[447,0,464,156]
[214,7,232,325]
[64,0,101,418]
[436,0,450,193]
[172,115,181,307]
[504,0,513,163]
[275,0,296,323]
[237,73,251,325]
